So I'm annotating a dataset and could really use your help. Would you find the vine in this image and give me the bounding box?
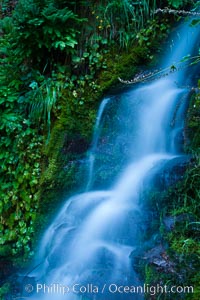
[118,55,200,85]
[154,7,200,16]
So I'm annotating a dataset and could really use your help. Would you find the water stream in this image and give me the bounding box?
[26,20,199,300]
[86,97,110,191]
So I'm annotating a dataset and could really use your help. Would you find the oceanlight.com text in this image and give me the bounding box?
[24,283,194,296]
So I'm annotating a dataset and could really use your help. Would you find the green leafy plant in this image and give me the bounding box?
[28,77,62,141]
[10,0,85,70]
[167,0,189,9]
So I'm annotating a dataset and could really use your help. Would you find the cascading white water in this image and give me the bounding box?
[27,20,199,300]
[86,97,110,191]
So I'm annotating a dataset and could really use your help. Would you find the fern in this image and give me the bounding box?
[11,0,84,68]
[42,5,76,23]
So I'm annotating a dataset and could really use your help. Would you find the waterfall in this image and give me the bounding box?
[86,97,110,191]
[26,20,199,300]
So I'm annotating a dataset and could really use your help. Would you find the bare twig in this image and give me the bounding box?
[154,7,200,16]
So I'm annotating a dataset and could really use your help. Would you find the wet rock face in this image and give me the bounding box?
[0,260,14,285]
[131,244,176,277]
[157,157,189,188]
[163,213,195,232]
[0,260,18,300]
[62,135,89,155]
[144,156,192,191]
[2,274,36,300]
[142,245,176,273]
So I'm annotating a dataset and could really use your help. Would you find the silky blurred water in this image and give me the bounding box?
[27,20,199,300]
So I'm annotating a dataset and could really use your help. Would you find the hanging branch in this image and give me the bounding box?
[154,7,200,16]
[118,64,181,84]
[118,54,200,85]
[118,66,184,84]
